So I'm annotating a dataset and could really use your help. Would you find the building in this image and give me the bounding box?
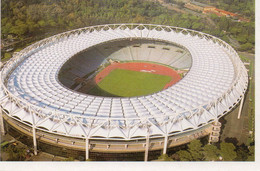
[0,24,248,161]
[203,6,238,17]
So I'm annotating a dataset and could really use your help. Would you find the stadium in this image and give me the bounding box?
[0,24,248,161]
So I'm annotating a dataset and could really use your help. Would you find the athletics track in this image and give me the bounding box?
[95,62,181,89]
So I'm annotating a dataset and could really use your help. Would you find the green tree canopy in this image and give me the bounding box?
[188,140,203,161]
[1,0,255,54]
[176,150,193,161]
[203,144,219,161]
[247,145,254,161]
[6,144,27,161]
[239,43,253,52]
[158,154,173,161]
[219,142,237,161]
[235,146,249,161]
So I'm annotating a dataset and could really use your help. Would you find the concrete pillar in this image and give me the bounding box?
[0,108,6,135]
[163,135,168,154]
[144,131,150,162]
[237,95,245,119]
[32,126,38,155]
[85,138,89,160]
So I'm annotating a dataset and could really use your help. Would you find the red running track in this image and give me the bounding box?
[95,62,181,89]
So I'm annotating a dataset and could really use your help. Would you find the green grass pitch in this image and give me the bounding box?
[96,69,172,97]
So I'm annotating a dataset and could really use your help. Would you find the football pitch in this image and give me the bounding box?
[95,69,172,97]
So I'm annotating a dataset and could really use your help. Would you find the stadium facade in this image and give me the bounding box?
[0,24,248,161]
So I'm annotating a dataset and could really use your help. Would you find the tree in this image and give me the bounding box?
[132,14,146,23]
[158,154,173,161]
[1,0,255,56]
[239,43,253,51]
[1,21,13,36]
[192,22,204,31]
[4,53,12,59]
[247,145,254,161]
[210,14,220,22]
[235,146,249,161]
[219,142,237,161]
[179,20,192,29]
[9,24,28,36]
[203,144,219,161]
[6,144,27,161]
[230,27,242,36]
[176,150,193,161]
[236,34,248,44]
[26,20,39,32]
[38,20,46,27]
[188,140,203,161]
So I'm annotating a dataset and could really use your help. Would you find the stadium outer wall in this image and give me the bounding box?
[2,112,213,160]
[0,24,248,161]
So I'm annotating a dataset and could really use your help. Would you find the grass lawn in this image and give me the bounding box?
[96,69,172,97]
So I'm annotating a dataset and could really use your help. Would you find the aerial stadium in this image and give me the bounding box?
[0,24,248,161]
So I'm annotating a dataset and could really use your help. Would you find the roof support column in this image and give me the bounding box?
[163,134,168,154]
[144,130,150,162]
[237,95,245,119]
[0,108,6,135]
[32,126,38,155]
[85,138,89,161]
